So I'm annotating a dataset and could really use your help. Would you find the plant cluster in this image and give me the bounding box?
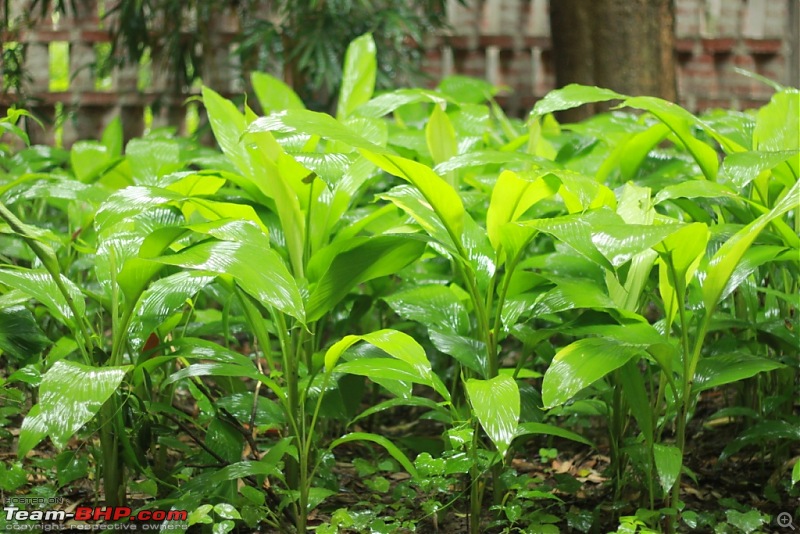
[1,34,798,534]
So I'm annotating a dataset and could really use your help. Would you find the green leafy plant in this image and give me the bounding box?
[1,38,797,534]
[533,85,798,530]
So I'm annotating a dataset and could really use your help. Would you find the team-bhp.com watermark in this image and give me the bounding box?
[3,497,187,531]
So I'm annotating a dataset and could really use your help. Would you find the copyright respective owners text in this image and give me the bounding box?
[3,496,188,531]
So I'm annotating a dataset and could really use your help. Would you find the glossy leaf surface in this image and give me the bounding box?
[19,361,131,455]
[465,375,520,457]
[542,338,647,409]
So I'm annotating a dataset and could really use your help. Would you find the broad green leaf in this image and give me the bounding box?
[343,116,388,148]
[361,152,465,246]
[694,353,784,393]
[438,75,497,104]
[18,361,131,455]
[702,181,799,311]
[354,88,447,118]
[465,375,520,457]
[428,330,486,376]
[150,239,305,323]
[95,185,179,226]
[56,450,90,488]
[216,392,285,427]
[95,231,167,305]
[166,173,226,197]
[157,337,256,369]
[722,150,800,189]
[542,338,646,408]
[591,223,683,268]
[335,359,424,395]
[204,87,306,275]
[324,153,374,206]
[214,503,242,520]
[323,336,361,373]
[515,422,593,447]
[183,197,270,236]
[251,72,304,114]
[248,109,384,152]
[101,116,123,157]
[434,150,556,175]
[384,284,470,335]
[324,329,449,401]
[3,177,107,206]
[0,115,31,145]
[526,115,558,160]
[618,359,654,442]
[487,171,560,254]
[552,170,616,213]
[186,218,273,249]
[618,123,671,180]
[532,279,616,316]
[568,322,666,347]
[327,330,428,379]
[531,84,623,117]
[306,488,336,512]
[608,184,658,310]
[655,223,710,330]
[425,104,457,186]
[726,510,765,534]
[70,141,112,183]
[16,405,47,458]
[166,362,285,402]
[462,213,496,291]
[203,87,255,177]
[425,106,458,189]
[0,306,49,361]
[337,33,377,119]
[293,152,356,189]
[753,90,799,154]
[125,138,182,184]
[653,180,739,204]
[720,245,787,301]
[206,418,244,465]
[306,235,426,322]
[653,444,682,493]
[128,271,216,351]
[520,210,621,271]
[721,420,800,460]
[180,440,291,495]
[0,269,85,330]
[330,432,418,479]
[379,185,457,252]
[624,96,719,180]
[497,223,538,267]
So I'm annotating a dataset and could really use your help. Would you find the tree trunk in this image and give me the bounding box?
[549,0,677,122]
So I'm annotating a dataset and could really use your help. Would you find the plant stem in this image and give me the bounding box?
[469,420,483,534]
[100,400,124,506]
[274,311,305,531]
[455,259,494,377]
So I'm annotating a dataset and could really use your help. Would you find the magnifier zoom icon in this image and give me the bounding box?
[778,512,796,530]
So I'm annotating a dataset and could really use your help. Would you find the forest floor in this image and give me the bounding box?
[2,390,797,533]
[321,390,796,533]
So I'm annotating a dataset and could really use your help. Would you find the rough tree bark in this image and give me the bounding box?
[549,0,678,122]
